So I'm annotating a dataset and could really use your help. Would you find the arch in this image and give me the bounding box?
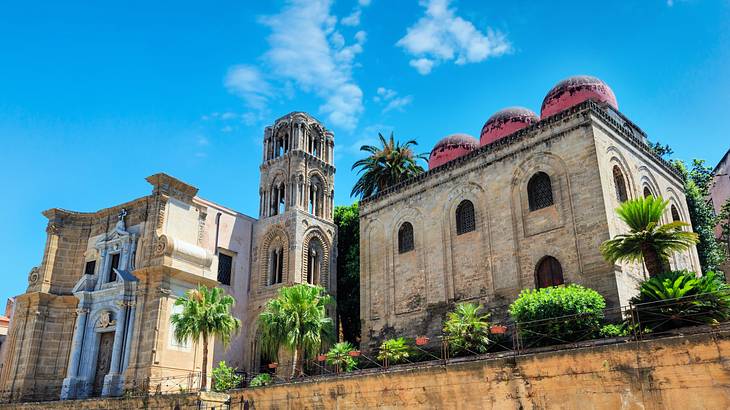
[612,165,629,203]
[643,186,654,198]
[535,256,564,289]
[301,228,331,288]
[455,200,476,235]
[671,204,681,222]
[527,172,554,211]
[308,173,326,217]
[398,222,414,254]
[259,227,289,286]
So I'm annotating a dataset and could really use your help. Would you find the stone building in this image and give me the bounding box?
[359,76,701,349]
[0,111,336,401]
[710,148,730,273]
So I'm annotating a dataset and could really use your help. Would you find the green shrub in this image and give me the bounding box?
[443,302,492,355]
[325,342,358,372]
[509,284,606,347]
[377,337,411,364]
[599,324,627,338]
[249,373,272,387]
[211,361,244,392]
[632,270,730,331]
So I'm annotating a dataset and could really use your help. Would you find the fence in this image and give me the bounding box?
[2,291,728,406]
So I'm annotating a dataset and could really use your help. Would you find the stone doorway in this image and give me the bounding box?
[92,331,115,396]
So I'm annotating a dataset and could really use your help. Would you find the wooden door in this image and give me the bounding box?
[536,257,564,289]
[93,331,115,396]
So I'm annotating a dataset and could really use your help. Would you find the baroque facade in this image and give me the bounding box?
[359,76,701,349]
[0,112,336,401]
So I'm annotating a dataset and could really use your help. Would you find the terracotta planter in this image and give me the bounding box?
[348,350,361,357]
[268,362,278,369]
[415,336,430,346]
[317,354,327,362]
[490,325,508,334]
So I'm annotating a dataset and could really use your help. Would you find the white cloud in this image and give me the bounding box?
[397,0,511,75]
[225,0,364,130]
[224,65,272,110]
[373,87,413,113]
[341,9,361,26]
[359,0,371,6]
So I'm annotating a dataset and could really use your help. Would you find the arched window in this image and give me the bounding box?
[527,172,554,211]
[306,238,324,285]
[398,222,414,254]
[268,247,284,285]
[612,166,628,203]
[535,256,564,289]
[309,176,323,217]
[643,187,653,198]
[455,200,476,235]
[671,205,681,222]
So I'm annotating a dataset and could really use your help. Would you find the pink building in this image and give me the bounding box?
[710,149,730,269]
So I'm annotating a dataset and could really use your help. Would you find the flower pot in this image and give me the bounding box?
[490,325,508,334]
[268,362,278,369]
[348,350,361,357]
[317,354,327,362]
[415,336,430,346]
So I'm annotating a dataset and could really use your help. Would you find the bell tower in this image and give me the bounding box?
[246,112,337,372]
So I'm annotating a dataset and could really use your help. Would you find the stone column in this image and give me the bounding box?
[109,305,128,375]
[66,308,88,378]
[122,302,136,372]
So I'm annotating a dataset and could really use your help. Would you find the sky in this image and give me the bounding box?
[1,0,729,304]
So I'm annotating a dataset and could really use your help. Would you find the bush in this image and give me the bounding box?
[249,373,272,387]
[632,270,730,331]
[325,342,358,372]
[377,337,411,364]
[211,361,244,392]
[443,302,492,355]
[509,284,606,347]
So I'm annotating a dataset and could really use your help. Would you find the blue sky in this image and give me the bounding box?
[1,0,729,304]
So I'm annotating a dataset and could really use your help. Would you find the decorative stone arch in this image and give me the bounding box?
[301,227,332,289]
[258,226,290,287]
[665,187,688,224]
[637,166,661,199]
[307,170,329,218]
[440,181,493,300]
[606,146,635,203]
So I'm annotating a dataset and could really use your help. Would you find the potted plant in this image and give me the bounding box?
[490,324,508,334]
[415,336,430,346]
[317,354,327,362]
[348,350,361,357]
[268,362,278,369]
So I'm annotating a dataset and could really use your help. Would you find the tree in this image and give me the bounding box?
[675,160,727,273]
[442,302,492,355]
[325,341,358,372]
[171,285,241,391]
[334,203,360,344]
[211,361,244,392]
[600,196,699,277]
[351,132,427,199]
[258,284,334,378]
[648,141,674,159]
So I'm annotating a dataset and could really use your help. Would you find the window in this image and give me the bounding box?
[269,248,284,285]
[671,205,681,222]
[217,253,233,286]
[612,166,628,203]
[535,256,564,289]
[108,253,120,282]
[398,222,414,254]
[527,172,554,211]
[643,187,653,198]
[306,239,324,285]
[84,260,96,275]
[169,304,191,349]
[455,200,476,235]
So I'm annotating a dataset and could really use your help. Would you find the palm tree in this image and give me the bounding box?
[600,196,699,277]
[258,284,334,378]
[171,285,241,391]
[351,132,428,198]
[442,302,492,355]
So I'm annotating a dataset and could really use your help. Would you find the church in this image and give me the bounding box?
[0,112,337,401]
[358,75,700,349]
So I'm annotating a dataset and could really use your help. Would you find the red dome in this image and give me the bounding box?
[428,133,479,169]
[540,75,618,118]
[480,107,538,146]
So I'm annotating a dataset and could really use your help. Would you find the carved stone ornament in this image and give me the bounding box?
[28,266,40,286]
[97,311,116,328]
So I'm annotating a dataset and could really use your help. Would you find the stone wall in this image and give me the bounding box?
[8,330,730,409]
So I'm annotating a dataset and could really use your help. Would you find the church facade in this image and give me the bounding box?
[358,76,700,349]
[0,112,336,401]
